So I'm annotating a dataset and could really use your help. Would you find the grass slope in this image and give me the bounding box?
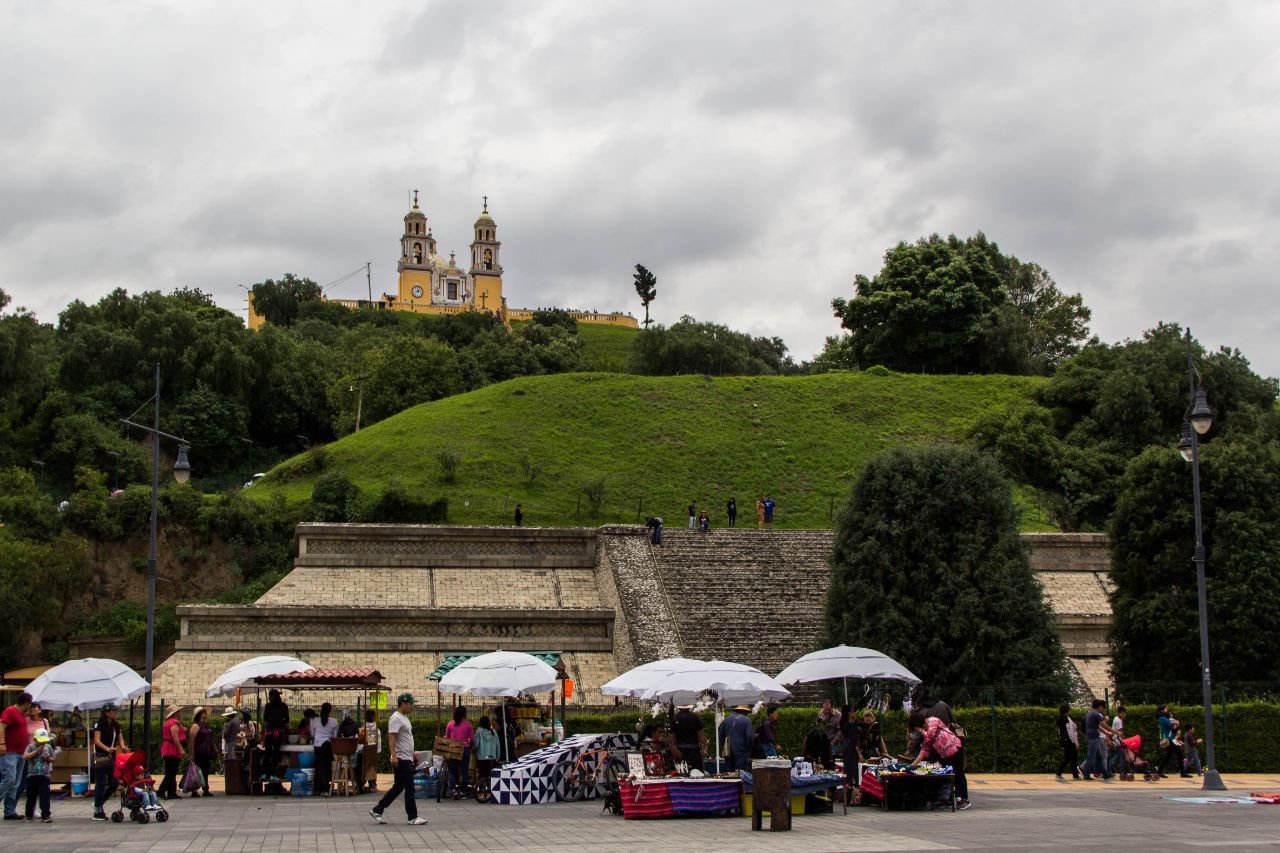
[576,322,637,372]
[257,371,1055,530]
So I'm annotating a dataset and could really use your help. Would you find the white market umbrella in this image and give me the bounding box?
[205,655,312,698]
[26,658,150,711]
[436,651,559,764]
[775,645,920,705]
[600,657,707,699]
[436,651,558,698]
[629,659,791,772]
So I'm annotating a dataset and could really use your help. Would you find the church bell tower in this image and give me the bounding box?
[469,196,503,315]
[397,189,436,304]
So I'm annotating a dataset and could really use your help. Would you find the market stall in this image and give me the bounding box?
[245,667,383,796]
[24,657,150,790]
[859,760,955,811]
[618,777,743,819]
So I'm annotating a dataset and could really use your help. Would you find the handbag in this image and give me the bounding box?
[181,761,205,793]
[950,723,968,740]
[93,755,113,770]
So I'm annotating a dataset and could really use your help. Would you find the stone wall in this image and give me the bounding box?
[152,522,1116,707]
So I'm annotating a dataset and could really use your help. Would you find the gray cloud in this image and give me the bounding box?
[1,0,1278,378]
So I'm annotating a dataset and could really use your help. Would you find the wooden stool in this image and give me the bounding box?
[329,737,359,797]
[332,755,355,796]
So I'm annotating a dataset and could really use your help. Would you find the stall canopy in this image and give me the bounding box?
[253,667,382,690]
[600,657,705,699]
[205,655,312,698]
[435,652,558,697]
[25,658,150,711]
[774,645,921,687]
[625,659,791,706]
[427,651,561,684]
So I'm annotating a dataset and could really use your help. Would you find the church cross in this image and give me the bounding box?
[482,195,488,212]
[479,292,488,309]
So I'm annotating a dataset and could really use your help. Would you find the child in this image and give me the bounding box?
[1182,724,1205,775]
[474,715,501,791]
[23,727,60,823]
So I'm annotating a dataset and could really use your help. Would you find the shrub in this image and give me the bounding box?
[581,478,606,518]
[435,449,461,484]
[311,471,359,522]
[351,480,448,524]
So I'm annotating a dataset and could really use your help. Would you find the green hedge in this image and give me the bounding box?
[566,703,1280,773]
[116,702,1280,775]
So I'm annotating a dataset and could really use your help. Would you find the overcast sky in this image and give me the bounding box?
[2,1,1278,375]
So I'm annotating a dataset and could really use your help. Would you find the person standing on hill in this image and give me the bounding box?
[514,503,523,526]
[698,510,710,533]
[687,500,697,528]
[762,496,776,527]
[726,497,737,527]
[755,497,765,528]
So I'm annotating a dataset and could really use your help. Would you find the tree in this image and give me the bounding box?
[633,264,657,329]
[1109,438,1280,689]
[825,446,1070,697]
[832,233,1091,375]
[249,274,323,327]
[627,316,794,376]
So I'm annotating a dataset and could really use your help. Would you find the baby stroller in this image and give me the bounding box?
[110,751,169,824]
[1116,735,1157,782]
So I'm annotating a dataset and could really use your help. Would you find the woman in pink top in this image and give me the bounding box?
[444,706,475,799]
[157,708,186,800]
[909,709,969,810]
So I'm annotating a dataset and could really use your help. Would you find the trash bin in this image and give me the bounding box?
[750,761,791,831]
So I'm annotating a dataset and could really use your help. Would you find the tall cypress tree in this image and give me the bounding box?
[825,445,1069,699]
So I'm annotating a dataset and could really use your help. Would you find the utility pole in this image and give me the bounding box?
[366,262,372,306]
[350,379,365,432]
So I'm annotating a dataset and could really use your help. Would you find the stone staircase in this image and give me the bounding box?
[646,528,837,679]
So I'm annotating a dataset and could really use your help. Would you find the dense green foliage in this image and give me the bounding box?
[563,702,1280,773]
[829,233,1091,375]
[627,316,795,376]
[253,371,1051,528]
[1110,439,1280,688]
[972,323,1279,530]
[825,446,1069,697]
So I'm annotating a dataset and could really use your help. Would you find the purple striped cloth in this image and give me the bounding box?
[667,781,742,813]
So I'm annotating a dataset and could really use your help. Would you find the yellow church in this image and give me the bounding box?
[246,192,638,330]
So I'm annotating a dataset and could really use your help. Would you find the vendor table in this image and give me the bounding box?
[742,772,847,817]
[860,769,954,812]
[618,778,743,819]
[248,744,314,796]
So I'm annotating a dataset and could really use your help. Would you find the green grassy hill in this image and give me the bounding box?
[255,371,1056,530]
[576,322,638,371]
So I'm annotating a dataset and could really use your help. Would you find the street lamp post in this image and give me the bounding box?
[1177,329,1225,792]
[121,363,191,769]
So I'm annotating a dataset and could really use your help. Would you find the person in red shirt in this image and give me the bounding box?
[1,692,34,820]
[909,709,970,810]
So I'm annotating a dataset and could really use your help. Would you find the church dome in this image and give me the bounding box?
[474,211,495,227]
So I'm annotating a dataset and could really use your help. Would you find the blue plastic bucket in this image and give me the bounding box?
[70,774,89,796]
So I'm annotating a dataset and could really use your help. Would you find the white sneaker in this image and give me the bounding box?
[407,817,428,825]
[369,809,385,824]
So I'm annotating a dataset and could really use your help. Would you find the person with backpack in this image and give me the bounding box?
[1055,703,1080,780]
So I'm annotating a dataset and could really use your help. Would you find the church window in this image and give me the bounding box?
[413,242,423,263]
[448,281,458,300]
[483,248,493,270]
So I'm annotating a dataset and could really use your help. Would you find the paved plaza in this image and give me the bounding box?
[5,774,1279,852]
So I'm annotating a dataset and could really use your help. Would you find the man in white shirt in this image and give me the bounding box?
[1108,706,1128,778]
[370,694,427,825]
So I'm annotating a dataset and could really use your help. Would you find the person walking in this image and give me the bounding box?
[91,704,126,820]
[726,497,737,528]
[22,727,58,823]
[370,693,427,825]
[718,705,754,772]
[1108,706,1128,779]
[188,707,214,797]
[910,709,969,809]
[0,692,33,821]
[1078,699,1113,780]
[311,702,339,795]
[1182,724,1204,775]
[157,707,185,799]
[1157,706,1189,778]
[672,704,706,773]
[445,706,475,798]
[1055,703,1080,780]
[687,500,697,529]
[514,503,523,526]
